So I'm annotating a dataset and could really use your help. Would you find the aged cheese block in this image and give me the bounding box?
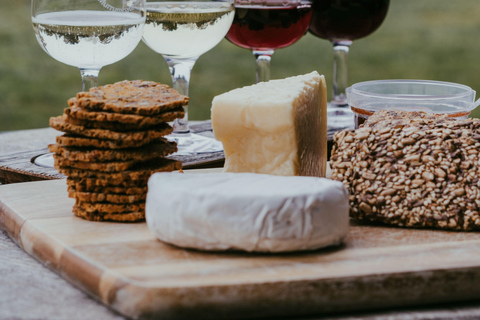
[211,71,327,177]
[146,172,349,252]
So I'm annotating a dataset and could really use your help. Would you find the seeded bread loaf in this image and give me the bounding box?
[331,110,480,231]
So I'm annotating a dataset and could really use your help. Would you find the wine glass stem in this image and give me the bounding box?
[253,50,274,83]
[166,58,197,135]
[332,40,352,107]
[80,68,100,91]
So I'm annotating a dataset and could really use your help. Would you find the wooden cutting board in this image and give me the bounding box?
[2,178,480,319]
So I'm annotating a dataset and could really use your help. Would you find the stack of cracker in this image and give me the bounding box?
[49,80,187,222]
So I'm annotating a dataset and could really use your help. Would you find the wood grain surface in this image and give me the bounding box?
[2,178,480,319]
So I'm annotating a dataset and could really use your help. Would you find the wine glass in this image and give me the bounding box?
[31,0,146,167]
[32,0,146,91]
[142,0,234,154]
[309,0,390,130]
[226,0,313,83]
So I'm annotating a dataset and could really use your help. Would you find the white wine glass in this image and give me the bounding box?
[32,0,146,91]
[142,0,234,154]
[31,0,146,167]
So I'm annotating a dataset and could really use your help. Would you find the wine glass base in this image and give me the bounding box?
[170,132,194,147]
[327,103,354,136]
[34,153,55,168]
[167,133,223,156]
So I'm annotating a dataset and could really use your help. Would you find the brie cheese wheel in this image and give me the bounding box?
[146,172,349,252]
[211,71,327,177]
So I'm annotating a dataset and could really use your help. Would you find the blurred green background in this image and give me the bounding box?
[1,0,480,132]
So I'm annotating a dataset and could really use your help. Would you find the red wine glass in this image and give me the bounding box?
[309,0,389,128]
[226,0,313,83]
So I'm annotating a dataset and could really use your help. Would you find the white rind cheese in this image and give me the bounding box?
[146,172,349,253]
[211,71,327,177]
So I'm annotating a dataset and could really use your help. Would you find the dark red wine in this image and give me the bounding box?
[309,0,389,42]
[226,4,312,51]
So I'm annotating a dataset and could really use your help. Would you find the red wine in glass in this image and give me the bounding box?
[309,0,389,130]
[227,4,312,50]
[226,1,312,82]
[309,0,389,42]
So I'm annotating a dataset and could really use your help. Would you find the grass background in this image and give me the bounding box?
[1,0,480,132]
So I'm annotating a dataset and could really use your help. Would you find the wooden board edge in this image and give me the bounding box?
[0,198,25,244]
[18,219,131,314]
[106,266,480,319]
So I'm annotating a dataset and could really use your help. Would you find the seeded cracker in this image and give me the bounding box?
[49,140,177,161]
[76,201,145,213]
[73,206,145,222]
[66,178,147,194]
[50,115,173,141]
[69,176,150,188]
[331,110,480,231]
[68,177,148,193]
[68,190,146,204]
[54,155,141,172]
[64,116,174,132]
[56,134,169,149]
[75,80,189,116]
[65,104,184,126]
[58,158,182,181]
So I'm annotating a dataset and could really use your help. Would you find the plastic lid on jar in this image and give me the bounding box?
[346,80,478,116]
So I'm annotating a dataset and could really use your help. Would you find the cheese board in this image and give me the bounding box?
[2,176,480,319]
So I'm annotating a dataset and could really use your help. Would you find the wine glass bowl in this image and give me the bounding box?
[226,0,312,83]
[32,0,146,91]
[226,0,312,50]
[142,1,235,59]
[142,0,234,151]
[309,0,389,43]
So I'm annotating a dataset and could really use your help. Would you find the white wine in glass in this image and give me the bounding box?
[31,0,146,167]
[142,0,234,151]
[32,0,146,91]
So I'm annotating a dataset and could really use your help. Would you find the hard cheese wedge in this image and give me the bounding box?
[211,71,327,177]
[146,172,349,252]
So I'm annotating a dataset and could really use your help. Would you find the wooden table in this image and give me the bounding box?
[2,126,480,320]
